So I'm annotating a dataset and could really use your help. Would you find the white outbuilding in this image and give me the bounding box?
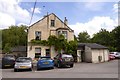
[77,43,109,63]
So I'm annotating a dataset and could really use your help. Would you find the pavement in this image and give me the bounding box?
[1,60,119,78]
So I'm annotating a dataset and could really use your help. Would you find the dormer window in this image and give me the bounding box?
[51,20,55,27]
[35,31,41,40]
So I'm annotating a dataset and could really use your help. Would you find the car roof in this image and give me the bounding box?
[110,52,120,53]
[17,57,31,59]
[40,56,51,58]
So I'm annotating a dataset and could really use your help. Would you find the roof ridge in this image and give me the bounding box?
[29,13,74,32]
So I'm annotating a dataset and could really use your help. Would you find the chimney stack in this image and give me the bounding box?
[64,17,68,25]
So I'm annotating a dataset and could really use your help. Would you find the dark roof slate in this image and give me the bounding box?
[78,43,108,49]
[11,46,27,52]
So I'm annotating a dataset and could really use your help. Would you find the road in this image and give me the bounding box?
[1,60,118,78]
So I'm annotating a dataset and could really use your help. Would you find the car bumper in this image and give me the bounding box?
[14,65,32,69]
[37,64,54,68]
[60,61,74,66]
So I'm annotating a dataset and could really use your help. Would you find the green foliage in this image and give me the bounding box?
[31,39,48,46]
[91,29,114,51]
[3,43,11,53]
[111,26,120,51]
[2,25,28,52]
[78,31,91,43]
[48,35,57,46]
[31,35,77,55]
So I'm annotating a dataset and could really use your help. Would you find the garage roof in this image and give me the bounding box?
[11,46,27,52]
[78,43,108,49]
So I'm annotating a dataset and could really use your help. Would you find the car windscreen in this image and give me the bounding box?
[16,58,31,62]
[40,57,51,60]
[62,54,73,58]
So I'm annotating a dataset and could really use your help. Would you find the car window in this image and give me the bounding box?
[16,58,31,62]
[40,57,51,60]
[62,54,73,58]
[116,52,120,55]
[110,53,114,54]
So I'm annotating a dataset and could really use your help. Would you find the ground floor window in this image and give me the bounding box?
[46,49,50,57]
[35,48,41,58]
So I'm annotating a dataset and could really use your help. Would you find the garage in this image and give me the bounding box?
[77,43,109,63]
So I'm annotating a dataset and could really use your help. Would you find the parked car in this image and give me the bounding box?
[2,54,16,68]
[109,52,120,59]
[14,57,32,72]
[54,53,74,68]
[37,56,54,70]
[109,55,115,60]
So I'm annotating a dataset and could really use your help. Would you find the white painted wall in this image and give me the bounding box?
[92,49,109,63]
[85,46,92,62]
[92,49,100,63]
[104,49,109,61]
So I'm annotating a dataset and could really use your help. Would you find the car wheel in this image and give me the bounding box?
[70,64,74,68]
[51,67,54,69]
[2,65,5,69]
[37,67,40,71]
[14,69,18,72]
[29,68,32,71]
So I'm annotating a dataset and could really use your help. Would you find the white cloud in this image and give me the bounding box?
[69,16,118,37]
[0,0,31,29]
[0,13,15,29]
[31,7,41,14]
[113,3,118,13]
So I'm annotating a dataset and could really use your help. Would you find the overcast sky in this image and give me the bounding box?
[0,0,118,37]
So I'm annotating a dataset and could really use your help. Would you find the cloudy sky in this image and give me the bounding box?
[0,0,119,37]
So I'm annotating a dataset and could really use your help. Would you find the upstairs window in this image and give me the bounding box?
[35,31,41,40]
[62,31,67,39]
[58,31,67,39]
[51,20,55,27]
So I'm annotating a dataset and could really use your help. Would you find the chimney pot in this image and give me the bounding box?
[64,17,68,25]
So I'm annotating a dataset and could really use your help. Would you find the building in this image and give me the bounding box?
[27,13,74,59]
[77,43,109,63]
[11,46,27,57]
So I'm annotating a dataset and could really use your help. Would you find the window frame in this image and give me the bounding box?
[51,20,55,27]
[35,31,41,40]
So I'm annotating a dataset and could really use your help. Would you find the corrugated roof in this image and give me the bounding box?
[78,43,108,49]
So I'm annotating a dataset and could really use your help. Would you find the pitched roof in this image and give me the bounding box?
[11,46,27,52]
[78,43,108,49]
[29,13,74,32]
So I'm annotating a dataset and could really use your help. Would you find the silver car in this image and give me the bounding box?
[110,52,120,59]
[14,57,32,72]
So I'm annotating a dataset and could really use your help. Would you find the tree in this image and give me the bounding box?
[2,25,28,52]
[91,29,114,51]
[3,43,11,53]
[111,26,120,51]
[48,35,57,46]
[78,31,90,43]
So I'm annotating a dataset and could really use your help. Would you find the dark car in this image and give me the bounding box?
[2,54,16,68]
[37,56,54,70]
[54,53,74,68]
